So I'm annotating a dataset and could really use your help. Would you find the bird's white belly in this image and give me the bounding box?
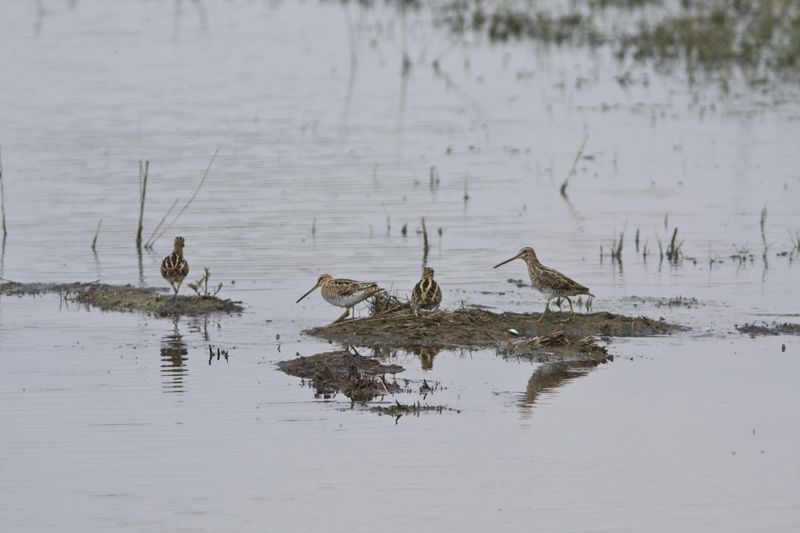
[323,292,367,308]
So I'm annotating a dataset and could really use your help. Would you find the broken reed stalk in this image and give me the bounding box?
[560,134,588,197]
[665,227,682,262]
[0,145,6,236]
[343,1,357,67]
[430,165,439,189]
[92,217,102,251]
[400,0,410,73]
[760,205,770,261]
[144,198,179,249]
[421,217,430,267]
[790,230,800,257]
[382,204,390,235]
[136,160,149,247]
[432,32,465,70]
[656,233,664,261]
[611,230,624,262]
[151,147,219,247]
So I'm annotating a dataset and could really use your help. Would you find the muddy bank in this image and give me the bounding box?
[278,349,454,418]
[736,322,800,338]
[0,281,243,316]
[305,303,683,358]
[498,330,611,363]
[277,350,405,402]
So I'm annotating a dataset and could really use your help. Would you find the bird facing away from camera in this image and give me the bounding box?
[161,236,189,296]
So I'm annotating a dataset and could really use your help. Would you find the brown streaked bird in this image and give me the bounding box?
[411,267,442,311]
[494,247,594,322]
[161,236,189,296]
[296,274,384,325]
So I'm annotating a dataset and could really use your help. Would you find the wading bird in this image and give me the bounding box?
[411,267,442,311]
[161,236,189,296]
[297,274,384,325]
[494,247,594,321]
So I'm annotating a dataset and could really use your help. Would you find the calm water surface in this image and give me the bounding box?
[1,0,799,531]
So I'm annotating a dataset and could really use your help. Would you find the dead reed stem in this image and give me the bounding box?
[92,217,102,251]
[144,198,179,249]
[560,134,589,197]
[432,31,464,70]
[343,1,357,67]
[136,160,149,247]
[400,0,410,73]
[0,146,7,237]
[151,147,219,247]
[421,217,430,266]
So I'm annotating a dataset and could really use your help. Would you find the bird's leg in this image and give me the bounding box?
[331,307,351,325]
[538,300,552,322]
[567,297,575,321]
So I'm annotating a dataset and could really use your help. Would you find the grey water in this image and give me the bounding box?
[1,1,799,531]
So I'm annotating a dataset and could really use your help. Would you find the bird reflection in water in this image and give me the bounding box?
[410,346,441,370]
[518,360,603,409]
[368,346,441,371]
[160,323,188,393]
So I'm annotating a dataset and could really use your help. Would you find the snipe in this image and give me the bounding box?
[297,274,384,325]
[161,236,189,296]
[411,267,442,311]
[494,247,594,321]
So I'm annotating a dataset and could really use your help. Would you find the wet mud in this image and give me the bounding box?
[278,349,454,418]
[0,281,243,316]
[277,350,405,402]
[498,330,610,363]
[305,300,683,359]
[736,322,800,338]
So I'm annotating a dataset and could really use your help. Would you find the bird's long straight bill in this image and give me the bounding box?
[296,283,321,303]
[493,254,521,269]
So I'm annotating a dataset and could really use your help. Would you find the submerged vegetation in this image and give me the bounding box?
[434,0,800,82]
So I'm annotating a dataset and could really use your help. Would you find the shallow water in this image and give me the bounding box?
[1,0,799,531]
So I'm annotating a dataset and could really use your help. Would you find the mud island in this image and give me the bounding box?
[0,281,243,316]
